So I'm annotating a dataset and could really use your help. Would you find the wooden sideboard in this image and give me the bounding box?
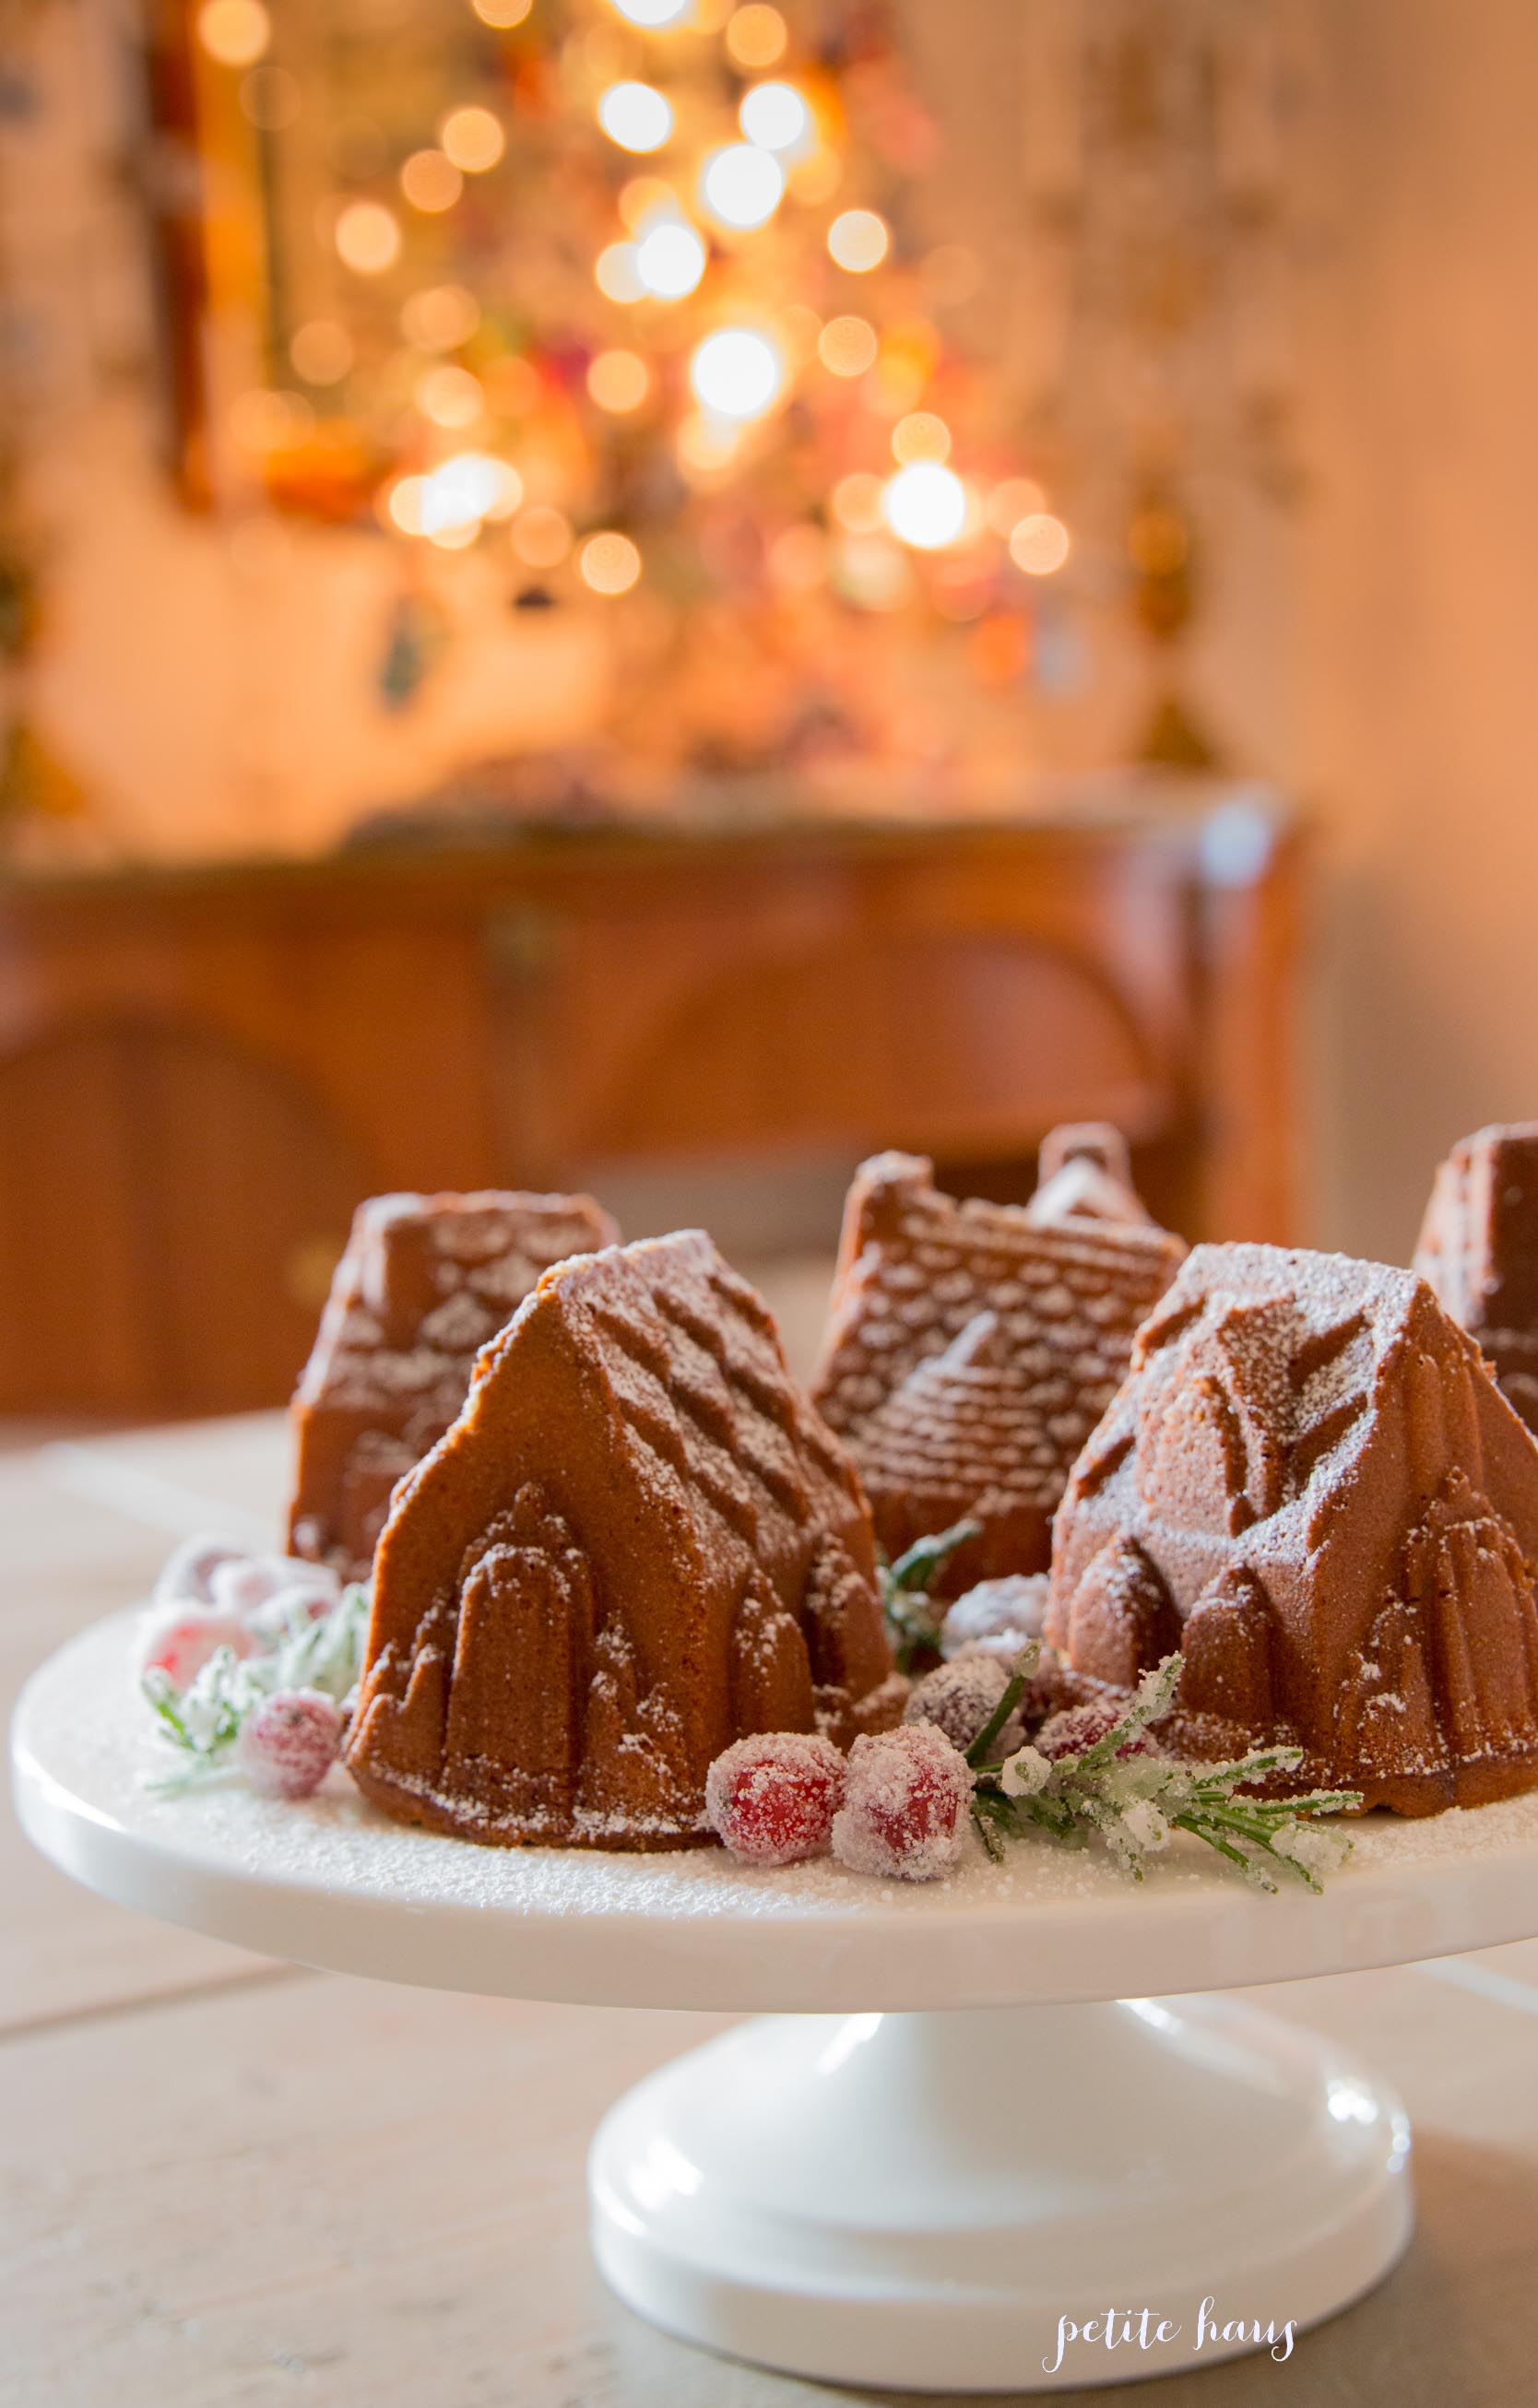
[0,782,1303,1418]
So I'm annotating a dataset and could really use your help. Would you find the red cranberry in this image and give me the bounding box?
[831,1723,974,1882]
[237,1689,344,1800]
[1034,1700,1160,1763]
[704,1732,846,1866]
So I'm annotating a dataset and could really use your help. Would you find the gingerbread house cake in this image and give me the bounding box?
[346,1230,905,1849]
[811,1132,1185,1592]
[1047,1241,1538,1814]
[289,1189,619,1581]
[1415,1122,1538,1434]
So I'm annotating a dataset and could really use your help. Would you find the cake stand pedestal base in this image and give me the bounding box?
[589,1997,1412,2394]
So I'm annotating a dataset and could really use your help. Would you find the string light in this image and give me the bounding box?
[417,363,485,428]
[882,460,966,549]
[817,315,877,377]
[289,320,352,384]
[725,4,787,68]
[690,326,783,419]
[597,82,673,153]
[1009,513,1071,575]
[699,144,783,230]
[635,218,707,297]
[587,349,651,411]
[608,0,692,23]
[595,242,646,301]
[472,0,533,22]
[335,201,400,275]
[400,149,463,213]
[738,82,810,155]
[440,106,505,172]
[579,531,643,594]
[986,477,1047,535]
[831,472,885,534]
[891,412,950,464]
[827,208,888,273]
[400,285,480,348]
[512,506,574,567]
[196,0,270,66]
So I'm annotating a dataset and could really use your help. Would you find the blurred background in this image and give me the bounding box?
[0,0,1532,1422]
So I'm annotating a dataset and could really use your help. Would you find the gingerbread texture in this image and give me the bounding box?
[346,1230,905,1849]
[1047,1242,1538,1815]
[811,1139,1185,1593]
[289,1190,618,1582]
[1416,1123,1538,1434]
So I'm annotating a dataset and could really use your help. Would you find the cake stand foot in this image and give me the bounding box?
[588,1997,1412,2393]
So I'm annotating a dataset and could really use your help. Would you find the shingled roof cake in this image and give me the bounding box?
[289,1189,619,1582]
[346,1230,905,1849]
[1415,1122,1538,1434]
[1047,1242,1538,1815]
[810,1127,1186,1593]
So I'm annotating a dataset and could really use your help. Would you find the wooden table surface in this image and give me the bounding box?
[5,1411,1538,2408]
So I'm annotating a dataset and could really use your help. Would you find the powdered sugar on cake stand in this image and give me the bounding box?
[16,1603,1538,2391]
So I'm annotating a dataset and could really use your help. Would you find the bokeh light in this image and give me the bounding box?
[440,106,505,172]
[986,477,1047,536]
[335,201,400,275]
[609,0,692,23]
[473,0,533,22]
[512,506,574,568]
[739,81,810,155]
[699,144,784,230]
[892,412,950,465]
[619,175,675,230]
[831,472,885,534]
[417,363,484,428]
[882,460,966,550]
[635,219,707,297]
[196,0,270,67]
[289,320,352,384]
[827,208,889,273]
[690,326,784,419]
[725,4,787,68]
[817,315,878,377]
[597,82,673,153]
[595,242,646,301]
[587,348,651,412]
[579,531,643,595]
[400,284,480,348]
[400,149,463,213]
[1009,513,1071,575]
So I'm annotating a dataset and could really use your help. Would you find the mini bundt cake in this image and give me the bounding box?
[811,1129,1185,1593]
[289,1189,618,1581]
[1416,1122,1538,1434]
[346,1230,905,1848]
[1047,1242,1538,1814]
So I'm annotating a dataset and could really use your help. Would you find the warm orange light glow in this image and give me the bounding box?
[196,0,270,67]
[827,208,889,273]
[512,506,574,568]
[725,4,787,68]
[587,348,651,412]
[739,81,810,154]
[608,0,692,23]
[831,471,885,534]
[882,460,966,550]
[400,148,463,212]
[817,315,877,377]
[335,201,400,275]
[597,82,673,153]
[400,285,480,348]
[892,412,950,465]
[579,531,643,594]
[473,0,533,23]
[289,320,352,384]
[417,363,484,428]
[440,105,505,172]
[986,477,1047,536]
[595,242,646,301]
[635,219,706,296]
[699,143,783,230]
[690,327,783,419]
[1009,513,1071,575]
[619,175,675,230]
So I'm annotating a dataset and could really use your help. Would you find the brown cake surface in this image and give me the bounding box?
[811,1137,1185,1592]
[346,1229,905,1849]
[1047,1241,1538,1814]
[289,1189,619,1581]
[1415,1122,1538,1434]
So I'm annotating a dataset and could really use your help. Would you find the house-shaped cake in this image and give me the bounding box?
[346,1230,905,1848]
[288,1189,619,1582]
[1415,1122,1538,1434]
[811,1133,1185,1593]
[1047,1242,1538,1814]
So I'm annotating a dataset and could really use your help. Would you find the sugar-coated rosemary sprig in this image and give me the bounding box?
[876,1519,981,1671]
[967,1651,1363,1892]
[141,1583,369,1792]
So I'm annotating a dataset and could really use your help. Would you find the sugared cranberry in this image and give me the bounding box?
[1034,1700,1160,1763]
[137,1606,256,1691]
[831,1724,974,1883]
[152,1534,250,1608]
[904,1656,1020,1756]
[208,1557,289,1619]
[237,1689,344,1800]
[704,1732,846,1866]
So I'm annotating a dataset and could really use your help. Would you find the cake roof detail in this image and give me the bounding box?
[1415,1122,1538,1433]
[347,1230,904,1849]
[1047,1240,1538,1813]
[288,1188,618,1580]
[810,1140,1185,1589]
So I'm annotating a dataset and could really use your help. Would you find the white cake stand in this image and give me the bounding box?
[16,1611,1538,2394]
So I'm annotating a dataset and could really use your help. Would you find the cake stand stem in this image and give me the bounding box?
[588,1995,1412,2394]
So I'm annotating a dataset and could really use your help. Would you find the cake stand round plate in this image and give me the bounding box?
[16,1611,1538,2393]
